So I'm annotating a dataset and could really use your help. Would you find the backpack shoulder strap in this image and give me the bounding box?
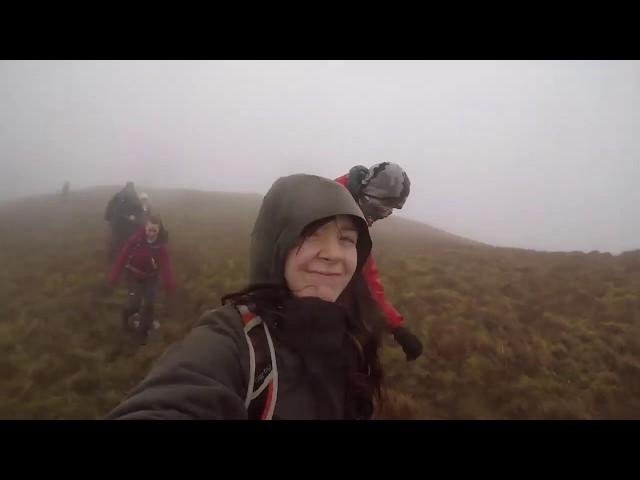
[238,305,279,420]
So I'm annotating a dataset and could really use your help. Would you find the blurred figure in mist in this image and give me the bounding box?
[60,181,70,202]
[139,192,152,222]
[104,181,144,262]
[138,192,167,240]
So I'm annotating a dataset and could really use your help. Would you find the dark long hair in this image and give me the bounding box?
[336,272,387,413]
[221,217,386,417]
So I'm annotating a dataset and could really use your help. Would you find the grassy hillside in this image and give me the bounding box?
[0,187,638,419]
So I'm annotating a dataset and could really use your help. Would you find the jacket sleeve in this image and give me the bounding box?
[159,246,175,293]
[363,255,405,329]
[109,234,135,285]
[105,317,249,420]
[104,195,116,222]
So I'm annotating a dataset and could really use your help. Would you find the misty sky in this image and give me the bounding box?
[1,60,638,253]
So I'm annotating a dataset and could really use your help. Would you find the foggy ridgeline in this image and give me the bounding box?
[1,186,639,419]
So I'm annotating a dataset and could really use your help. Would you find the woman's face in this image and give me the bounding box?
[284,215,359,302]
[358,195,399,226]
[145,221,160,240]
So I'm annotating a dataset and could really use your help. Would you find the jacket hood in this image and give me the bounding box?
[249,174,371,286]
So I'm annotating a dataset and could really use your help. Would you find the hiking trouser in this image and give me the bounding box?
[121,273,158,336]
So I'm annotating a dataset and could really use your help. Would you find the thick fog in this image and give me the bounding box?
[1,60,638,253]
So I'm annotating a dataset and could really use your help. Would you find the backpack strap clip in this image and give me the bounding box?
[238,305,279,420]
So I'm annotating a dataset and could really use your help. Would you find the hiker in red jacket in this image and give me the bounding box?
[110,215,175,344]
[335,162,423,361]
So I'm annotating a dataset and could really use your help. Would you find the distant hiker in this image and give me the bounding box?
[139,192,152,222]
[61,181,70,201]
[106,174,386,420]
[109,215,175,344]
[138,192,169,240]
[104,182,144,262]
[335,162,424,361]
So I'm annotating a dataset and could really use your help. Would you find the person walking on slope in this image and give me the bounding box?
[335,162,423,361]
[104,182,144,262]
[109,215,175,344]
[139,192,152,223]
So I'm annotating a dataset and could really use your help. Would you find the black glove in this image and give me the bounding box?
[392,326,423,361]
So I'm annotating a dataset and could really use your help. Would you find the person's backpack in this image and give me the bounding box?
[346,165,369,199]
[238,305,278,420]
[104,194,119,222]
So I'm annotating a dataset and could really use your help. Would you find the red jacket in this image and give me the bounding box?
[110,227,175,292]
[335,174,404,329]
